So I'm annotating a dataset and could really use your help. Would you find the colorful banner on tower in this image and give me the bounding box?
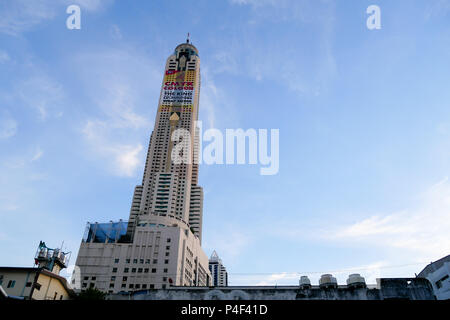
[159,70,195,108]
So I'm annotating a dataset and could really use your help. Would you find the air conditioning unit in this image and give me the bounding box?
[319,274,337,289]
[346,274,366,288]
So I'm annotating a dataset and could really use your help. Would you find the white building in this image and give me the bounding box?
[74,39,211,293]
[418,255,450,300]
[209,251,228,287]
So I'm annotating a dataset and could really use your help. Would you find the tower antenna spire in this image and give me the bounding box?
[187,32,190,43]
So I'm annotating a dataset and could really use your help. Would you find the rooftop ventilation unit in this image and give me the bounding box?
[346,274,366,288]
[299,276,311,289]
[319,274,338,289]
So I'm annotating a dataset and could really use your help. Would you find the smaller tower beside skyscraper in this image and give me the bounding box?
[208,251,228,287]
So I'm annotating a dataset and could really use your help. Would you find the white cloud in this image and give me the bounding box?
[16,75,64,121]
[0,113,18,139]
[31,147,44,162]
[220,0,338,98]
[199,67,219,128]
[0,0,57,35]
[230,0,333,24]
[230,261,389,286]
[0,50,10,63]
[0,0,114,35]
[72,0,114,12]
[82,119,145,177]
[327,178,450,260]
[425,0,450,20]
[74,46,162,177]
[203,227,252,264]
[110,24,122,40]
[112,144,143,177]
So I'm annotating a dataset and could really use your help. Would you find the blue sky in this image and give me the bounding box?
[1,0,450,286]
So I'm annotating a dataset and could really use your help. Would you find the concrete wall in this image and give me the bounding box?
[107,278,435,300]
[0,268,71,300]
[32,273,71,300]
[420,262,450,300]
[0,269,34,298]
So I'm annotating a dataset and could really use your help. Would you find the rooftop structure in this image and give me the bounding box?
[107,277,435,300]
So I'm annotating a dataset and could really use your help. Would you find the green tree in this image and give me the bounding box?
[76,288,107,300]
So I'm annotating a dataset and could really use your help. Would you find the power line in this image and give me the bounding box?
[228,261,431,276]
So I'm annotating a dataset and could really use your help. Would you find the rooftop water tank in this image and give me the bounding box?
[38,248,48,259]
[319,274,338,289]
[299,276,311,289]
[346,274,366,288]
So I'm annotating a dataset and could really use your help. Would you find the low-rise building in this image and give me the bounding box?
[417,254,450,300]
[0,241,74,300]
[74,218,211,294]
[0,267,73,300]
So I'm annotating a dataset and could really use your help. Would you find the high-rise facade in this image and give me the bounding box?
[126,40,204,242]
[74,41,211,293]
[209,251,228,287]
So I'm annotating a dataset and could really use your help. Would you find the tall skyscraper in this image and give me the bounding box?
[74,40,211,293]
[126,39,204,242]
[209,251,228,287]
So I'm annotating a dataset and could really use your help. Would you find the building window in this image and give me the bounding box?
[129,284,134,289]
[140,259,144,264]
[167,238,171,243]
[153,259,158,264]
[142,284,147,289]
[163,268,168,273]
[132,268,136,273]
[121,284,126,288]
[164,260,169,264]
[163,277,167,282]
[144,268,149,273]
[111,276,116,281]
[112,268,117,273]
[109,283,114,288]
[25,282,32,287]
[7,280,16,288]
[436,275,449,289]
[152,268,157,273]
[165,252,170,257]
[166,246,170,250]
[91,276,96,280]
[83,276,89,280]
[126,259,131,264]
[122,277,127,282]
[124,268,129,273]
[133,259,138,264]
[114,258,120,263]
[135,284,140,289]
[89,283,95,288]
[162,284,166,289]
[138,268,143,273]
[150,284,155,289]
[145,259,150,264]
